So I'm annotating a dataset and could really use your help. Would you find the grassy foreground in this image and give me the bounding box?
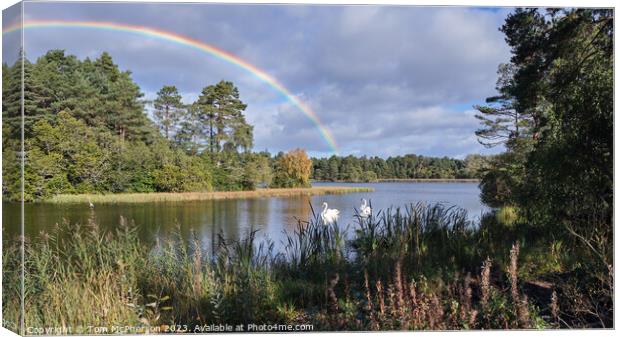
[3,203,611,334]
[46,186,373,204]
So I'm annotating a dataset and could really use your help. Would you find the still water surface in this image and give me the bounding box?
[3,182,487,250]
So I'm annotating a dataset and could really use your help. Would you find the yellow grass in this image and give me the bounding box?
[376,178,479,183]
[46,186,373,204]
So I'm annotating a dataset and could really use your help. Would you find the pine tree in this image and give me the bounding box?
[174,103,203,155]
[195,80,252,154]
[153,85,184,140]
[474,63,533,149]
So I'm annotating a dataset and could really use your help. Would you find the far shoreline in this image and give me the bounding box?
[44,186,374,204]
[313,178,480,183]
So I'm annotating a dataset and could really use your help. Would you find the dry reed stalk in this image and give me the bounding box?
[480,258,492,308]
[460,273,473,324]
[417,294,429,329]
[376,280,386,317]
[386,284,398,323]
[469,310,478,328]
[408,279,420,329]
[509,242,521,305]
[393,259,405,320]
[191,234,203,293]
[448,300,459,329]
[428,293,444,330]
[408,279,418,308]
[364,270,378,330]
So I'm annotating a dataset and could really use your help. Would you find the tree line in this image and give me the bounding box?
[311,154,489,182]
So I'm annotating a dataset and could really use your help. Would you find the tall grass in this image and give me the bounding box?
[4,202,601,333]
[46,187,373,204]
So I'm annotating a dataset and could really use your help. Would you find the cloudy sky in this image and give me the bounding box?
[3,2,512,158]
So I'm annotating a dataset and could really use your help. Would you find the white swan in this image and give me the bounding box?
[360,198,372,218]
[88,198,94,209]
[321,202,340,225]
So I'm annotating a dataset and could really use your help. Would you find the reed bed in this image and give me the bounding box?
[46,186,373,204]
[3,203,587,334]
[376,178,480,183]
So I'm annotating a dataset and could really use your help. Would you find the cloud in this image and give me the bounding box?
[14,3,511,158]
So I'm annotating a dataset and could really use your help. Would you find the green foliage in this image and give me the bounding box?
[5,110,213,200]
[241,153,273,190]
[1,50,277,200]
[152,156,212,192]
[195,80,253,154]
[496,206,520,228]
[475,8,613,327]
[474,63,534,149]
[153,85,184,140]
[311,154,488,182]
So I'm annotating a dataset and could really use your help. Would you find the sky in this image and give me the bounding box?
[2,2,513,158]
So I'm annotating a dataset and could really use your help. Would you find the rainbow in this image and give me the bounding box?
[2,19,339,154]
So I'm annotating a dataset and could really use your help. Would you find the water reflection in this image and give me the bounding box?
[3,182,487,251]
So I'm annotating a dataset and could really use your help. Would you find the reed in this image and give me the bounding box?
[3,203,565,333]
[46,186,373,204]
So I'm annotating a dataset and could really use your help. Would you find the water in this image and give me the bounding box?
[2,182,487,250]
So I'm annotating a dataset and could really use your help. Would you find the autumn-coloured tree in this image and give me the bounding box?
[272,149,312,188]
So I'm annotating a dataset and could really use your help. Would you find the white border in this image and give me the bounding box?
[1,1,617,337]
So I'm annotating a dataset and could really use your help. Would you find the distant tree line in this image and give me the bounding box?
[311,154,490,182]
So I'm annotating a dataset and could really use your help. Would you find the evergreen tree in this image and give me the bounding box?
[2,50,50,137]
[174,103,204,155]
[195,80,252,154]
[474,63,533,149]
[153,85,184,140]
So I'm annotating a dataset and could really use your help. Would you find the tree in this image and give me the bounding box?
[84,52,156,143]
[361,171,378,182]
[241,153,273,190]
[151,152,212,192]
[195,80,253,154]
[2,50,50,138]
[474,63,533,149]
[174,103,204,155]
[153,85,184,140]
[461,154,491,179]
[483,8,613,223]
[272,149,312,188]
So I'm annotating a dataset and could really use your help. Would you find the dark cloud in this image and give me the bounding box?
[7,3,511,157]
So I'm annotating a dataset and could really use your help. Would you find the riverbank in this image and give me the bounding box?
[46,186,374,204]
[377,178,480,183]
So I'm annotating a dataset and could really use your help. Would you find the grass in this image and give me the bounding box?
[376,178,480,183]
[45,186,373,204]
[496,206,520,228]
[2,203,610,333]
